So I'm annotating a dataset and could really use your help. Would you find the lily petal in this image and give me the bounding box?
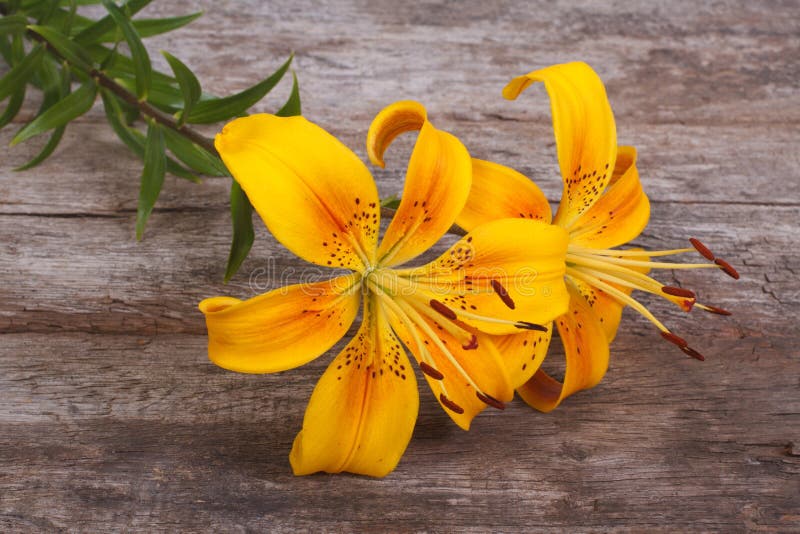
[199,274,361,374]
[367,101,472,267]
[504,62,617,229]
[402,218,569,335]
[456,158,552,232]
[568,146,650,249]
[516,283,610,412]
[215,114,380,271]
[290,301,418,477]
[490,324,553,390]
[385,304,512,430]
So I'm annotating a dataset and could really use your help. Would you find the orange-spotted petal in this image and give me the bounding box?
[456,158,552,232]
[385,302,512,430]
[199,274,361,374]
[504,62,617,228]
[290,300,418,477]
[568,146,650,249]
[516,282,609,412]
[215,114,380,271]
[490,324,553,390]
[367,101,472,267]
[400,218,569,334]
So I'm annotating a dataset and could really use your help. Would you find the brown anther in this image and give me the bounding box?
[689,238,715,260]
[476,391,506,410]
[419,361,444,380]
[660,330,687,347]
[439,393,465,414]
[514,321,548,332]
[714,258,740,280]
[680,345,705,361]
[462,334,478,350]
[429,299,457,320]
[703,305,732,316]
[662,286,696,299]
[490,279,516,310]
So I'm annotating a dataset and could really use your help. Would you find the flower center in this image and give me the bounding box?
[565,238,738,359]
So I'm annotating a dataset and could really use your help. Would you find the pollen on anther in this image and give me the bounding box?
[462,334,478,350]
[715,258,740,280]
[662,286,696,299]
[704,305,732,316]
[690,238,715,260]
[680,345,705,361]
[430,299,457,320]
[476,391,505,410]
[515,321,548,332]
[660,330,687,347]
[419,361,444,380]
[439,393,465,414]
[490,280,516,310]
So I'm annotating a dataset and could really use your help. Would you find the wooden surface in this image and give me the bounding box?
[2,0,799,531]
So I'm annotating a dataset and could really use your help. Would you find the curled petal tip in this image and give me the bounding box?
[366,100,428,168]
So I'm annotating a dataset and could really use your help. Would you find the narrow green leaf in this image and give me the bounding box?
[112,74,184,110]
[136,121,166,240]
[380,196,401,210]
[186,54,293,124]
[0,86,25,127]
[0,14,28,35]
[275,70,301,117]
[91,12,203,42]
[102,0,150,101]
[0,44,44,101]
[224,181,254,283]
[101,89,200,182]
[93,45,176,85]
[27,24,93,70]
[74,0,151,44]
[14,62,71,170]
[161,50,200,123]
[163,127,228,177]
[11,80,96,145]
[0,35,13,64]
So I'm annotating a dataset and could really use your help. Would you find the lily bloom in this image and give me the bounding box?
[456,62,738,412]
[200,103,570,476]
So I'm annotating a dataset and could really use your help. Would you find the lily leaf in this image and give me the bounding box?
[0,86,25,128]
[186,54,293,124]
[275,70,301,117]
[0,14,28,35]
[102,0,150,101]
[224,181,254,283]
[11,80,96,145]
[136,120,166,240]
[161,50,201,123]
[74,0,151,44]
[163,127,228,177]
[100,89,200,182]
[0,44,44,101]
[14,61,71,170]
[27,24,94,71]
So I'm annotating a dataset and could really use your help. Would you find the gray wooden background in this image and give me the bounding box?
[2,0,798,531]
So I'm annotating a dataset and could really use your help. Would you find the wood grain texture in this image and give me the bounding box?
[1,0,798,531]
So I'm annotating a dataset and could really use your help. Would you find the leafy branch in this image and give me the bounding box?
[0,0,300,281]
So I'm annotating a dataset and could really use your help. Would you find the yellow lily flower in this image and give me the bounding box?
[200,102,570,477]
[456,62,738,412]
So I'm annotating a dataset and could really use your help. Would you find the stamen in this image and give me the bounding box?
[690,238,715,260]
[476,391,506,410]
[714,258,740,280]
[662,286,696,299]
[429,299,457,320]
[680,345,705,361]
[462,334,479,350]
[490,280,516,310]
[514,321,549,332]
[698,304,732,316]
[661,331,687,347]
[439,393,465,414]
[419,361,444,380]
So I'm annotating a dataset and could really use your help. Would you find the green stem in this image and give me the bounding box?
[25,26,218,156]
